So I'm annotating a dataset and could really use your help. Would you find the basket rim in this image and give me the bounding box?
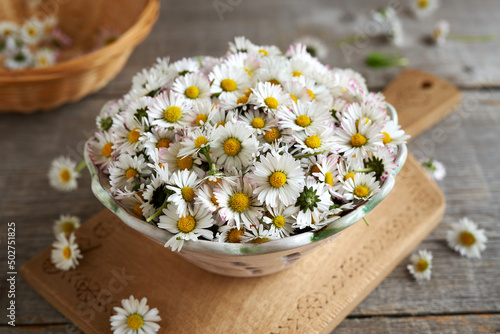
[0,0,160,81]
[85,103,408,257]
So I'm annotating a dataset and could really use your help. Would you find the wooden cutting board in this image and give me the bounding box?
[21,69,461,334]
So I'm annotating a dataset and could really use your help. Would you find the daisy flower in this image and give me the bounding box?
[278,100,331,135]
[241,224,276,244]
[249,81,291,114]
[293,177,333,229]
[109,154,149,193]
[210,122,259,170]
[361,146,397,181]
[293,127,336,156]
[433,20,450,46]
[159,143,204,176]
[48,156,81,192]
[420,158,446,181]
[253,56,289,87]
[218,225,245,243]
[209,64,251,100]
[20,19,43,45]
[141,173,170,220]
[228,36,257,54]
[178,127,213,158]
[172,72,211,102]
[292,36,329,60]
[381,119,410,151]
[172,57,201,76]
[214,178,262,229]
[125,96,153,124]
[110,295,161,334]
[239,109,276,135]
[5,47,33,70]
[281,78,313,104]
[142,126,176,157]
[251,151,305,207]
[262,204,297,238]
[118,191,146,219]
[195,183,219,212]
[0,21,19,38]
[312,154,343,196]
[166,170,201,216]
[33,48,57,68]
[53,214,81,236]
[148,91,192,129]
[158,203,215,251]
[89,131,116,171]
[332,115,384,161]
[50,233,82,271]
[224,52,260,78]
[447,218,487,259]
[342,172,380,201]
[407,249,433,281]
[409,0,439,18]
[110,115,148,155]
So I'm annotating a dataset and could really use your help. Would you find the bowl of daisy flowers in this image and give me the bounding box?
[0,0,159,113]
[84,37,408,277]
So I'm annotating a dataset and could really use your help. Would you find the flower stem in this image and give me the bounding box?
[448,34,496,43]
[75,160,86,173]
[353,167,373,173]
[363,217,370,226]
[294,150,329,159]
[365,52,408,69]
[201,147,213,170]
[146,198,169,223]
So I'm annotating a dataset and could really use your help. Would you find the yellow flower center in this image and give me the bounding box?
[127,314,144,330]
[460,231,476,246]
[325,172,334,186]
[258,49,268,56]
[211,194,219,205]
[229,192,250,213]
[177,156,193,170]
[272,215,286,228]
[125,168,138,180]
[227,228,244,243]
[251,117,265,129]
[221,78,237,92]
[101,143,113,157]
[28,27,37,37]
[269,171,287,188]
[181,186,195,202]
[252,237,269,244]
[307,89,315,100]
[296,114,311,127]
[128,128,141,143]
[178,215,196,233]
[133,203,143,217]
[62,246,71,259]
[354,185,370,198]
[293,71,302,77]
[417,0,429,8]
[156,138,171,148]
[290,94,297,103]
[264,97,279,109]
[237,96,249,105]
[351,133,367,147]
[164,106,182,123]
[305,135,321,149]
[344,172,355,181]
[264,128,281,143]
[61,222,75,234]
[381,131,391,145]
[208,177,220,185]
[60,169,71,182]
[268,79,281,86]
[244,67,252,77]
[39,57,48,66]
[185,85,200,99]
[216,121,226,128]
[195,114,208,125]
[416,259,429,272]
[223,138,241,156]
[194,136,208,148]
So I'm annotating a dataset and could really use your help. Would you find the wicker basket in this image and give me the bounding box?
[0,0,160,113]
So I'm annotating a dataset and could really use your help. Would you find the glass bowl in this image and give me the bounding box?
[84,103,407,277]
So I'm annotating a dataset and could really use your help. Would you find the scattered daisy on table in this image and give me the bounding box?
[110,295,161,334]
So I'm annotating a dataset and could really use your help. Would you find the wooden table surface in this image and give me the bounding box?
[1,0,499,332]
